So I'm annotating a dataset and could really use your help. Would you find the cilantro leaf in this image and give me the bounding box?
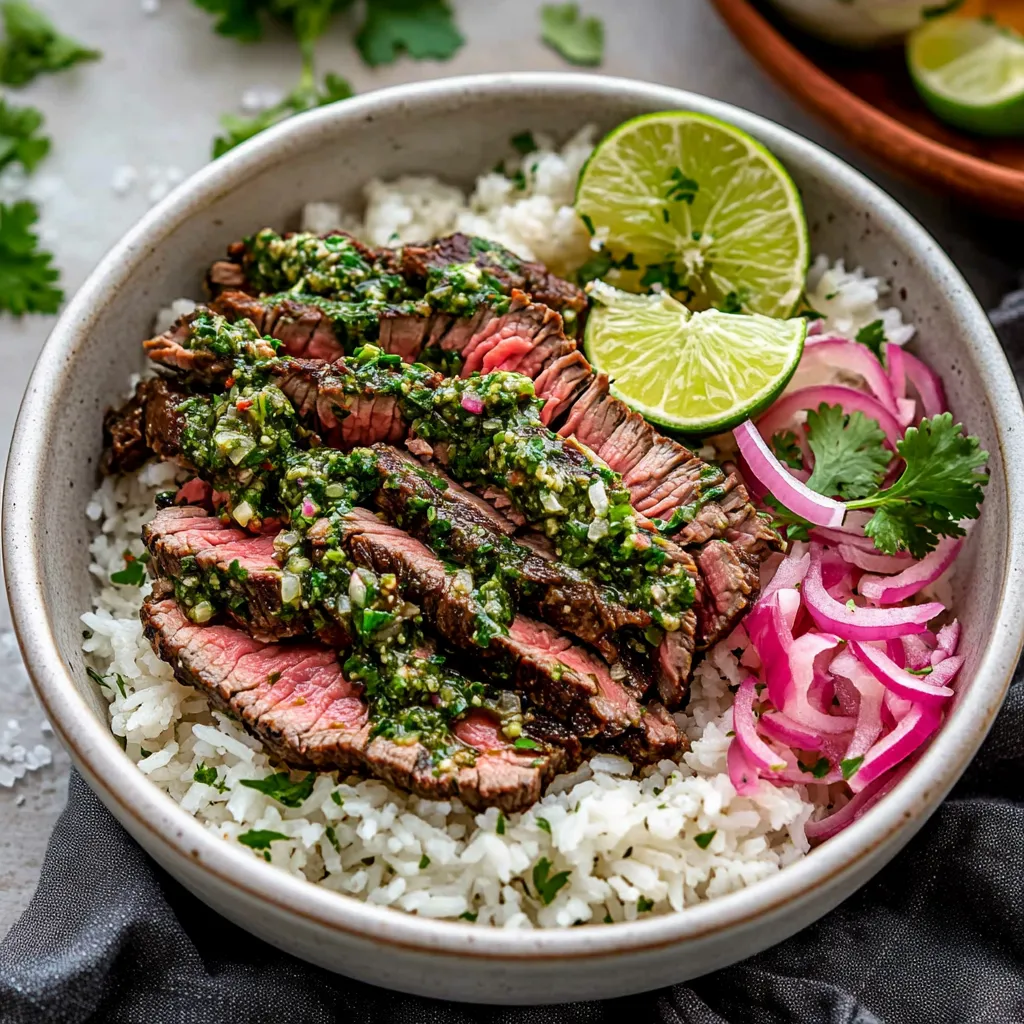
[0,1,100,86]
[770,429,803,470]
[213,71,352,157]
[636,896,654,912]
[192,0,267,41]
[532,856,571,904]
[854,318,886,359]
[804,403,891,500]
[110,554,146,586]
[694,830,716,849]
[798,757,830,779]
[193,0,354,47]
[237,828,289,850]
[0,200,62,315]
[510,130,536,155]
[240,770,316,807]
[535,816,551,833]
[850,413,989,557]
[840,755,864,780]
[540,3,603,66]
[513,736,540,750]
[356,0,464,67]
[193,762,228,792]
[0,98,48,174]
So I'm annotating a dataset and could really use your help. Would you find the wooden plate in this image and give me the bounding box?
[710,0,1024,217]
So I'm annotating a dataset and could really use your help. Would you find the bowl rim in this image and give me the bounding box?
[6,71,1024,961]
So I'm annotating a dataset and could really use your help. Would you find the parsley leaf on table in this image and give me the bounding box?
[0,1,100,87]
[540,3,604,66]
[356,0,464,67]
[854,318,887,359]
[212,71,352,157]
[851,413,989,557]
[240,770,316,807]
[0,200,61,316]
[0,97,48,173]
[804,403,891,500]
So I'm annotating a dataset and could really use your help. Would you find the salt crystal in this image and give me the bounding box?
[15,794,24,806]
[241,86,285,113]
[140,0,160,13]
[111,165,138,197]
[0,766,13,787]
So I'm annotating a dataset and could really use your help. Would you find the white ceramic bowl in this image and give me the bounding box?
[5,73,1024,1005]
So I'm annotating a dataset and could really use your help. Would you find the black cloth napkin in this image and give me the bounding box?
[4,303,1024,1024]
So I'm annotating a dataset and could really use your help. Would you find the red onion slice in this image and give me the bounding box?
[756,384,904,449]
[831,649,885,761]
[734,676,788,772]
[857,537,962,605]
[758,710,823,750]
[886,343,906,399]
[760,549,810,603]
[849,641,954,706]
[936,620,960,656]
[902,349,948,419]
[798,339,899,415]
[849,702,942,793]
[783,632,857,735]
[837,543,911,574]
[727,737,760,796]
[804,544,943,640]
[733,420,846,528]
[805,762,911,841]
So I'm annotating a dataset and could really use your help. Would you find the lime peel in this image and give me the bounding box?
[584,283,806,434]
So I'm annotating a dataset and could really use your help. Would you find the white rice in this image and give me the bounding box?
[86,131,918,928]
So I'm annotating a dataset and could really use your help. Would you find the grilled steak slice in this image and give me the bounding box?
[207,230,389,300]
[142,506,338,644]
[145,309,277,384]
[270,357,432,447]
[395,234,587,317]
[210,291,352,363]
[369,444,654,662]
[141,591,562,810]
[694,538,761,647]
[319,507,645,741]
[102,377,190,474]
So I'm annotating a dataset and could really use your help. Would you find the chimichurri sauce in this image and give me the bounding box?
[171,311,702,749]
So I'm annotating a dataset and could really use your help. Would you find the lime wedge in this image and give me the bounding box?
[908,17,1024,136]
[583,282,806,434]
[575,111,808,318]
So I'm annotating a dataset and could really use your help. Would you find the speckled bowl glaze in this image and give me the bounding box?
[5,74,1024,1005]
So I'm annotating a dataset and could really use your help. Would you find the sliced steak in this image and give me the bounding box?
[319,507,645,741]
[145,309,277,384]
[369,444,653,663]
[141,591,562,810]
[142,506,333,643]
[694,538,761,647]
[102,377,190,474]
[395,234,587,316]
[270,357,428,447]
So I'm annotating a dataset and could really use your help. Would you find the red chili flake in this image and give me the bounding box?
[236,398,253,411]
[224,376,235,388]
[123,552,136,563]
[261,461,274,471]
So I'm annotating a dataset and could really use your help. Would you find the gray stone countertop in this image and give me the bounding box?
[0,0,1017,940]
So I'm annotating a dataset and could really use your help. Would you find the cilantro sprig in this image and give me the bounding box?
[770,410,988,558]
[0,97,48,174]
[532,857,571,905]
[0,1,100,87]
[803,403,891,501]
[0,200,61,316]
[356,0,464,67]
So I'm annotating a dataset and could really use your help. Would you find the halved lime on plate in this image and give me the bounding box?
[575,111,809,318]
[584,282,806,434]
[908,16,1024,136]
